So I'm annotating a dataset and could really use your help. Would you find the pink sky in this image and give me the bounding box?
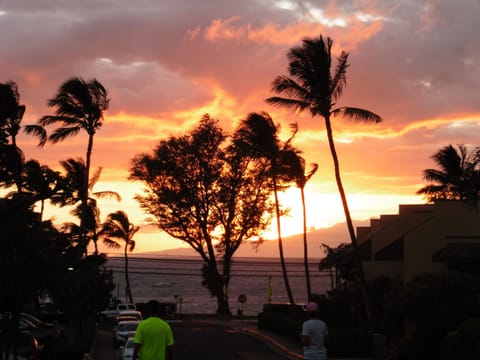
[2,0,480,255]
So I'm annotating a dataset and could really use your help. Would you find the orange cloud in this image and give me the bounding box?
[202,15,384,50]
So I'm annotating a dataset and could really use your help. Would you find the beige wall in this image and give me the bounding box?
[359,201,480,283]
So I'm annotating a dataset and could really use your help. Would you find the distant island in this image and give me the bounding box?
[132,220,370,259]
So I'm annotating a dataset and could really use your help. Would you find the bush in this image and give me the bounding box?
[328,327,371,358]
[446,318,480,359]
[408,301,480,359]
[257,303,306,342]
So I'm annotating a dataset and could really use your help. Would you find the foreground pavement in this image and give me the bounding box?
[91,317,303,360]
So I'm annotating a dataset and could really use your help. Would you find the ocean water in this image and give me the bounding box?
[105,256,330,316]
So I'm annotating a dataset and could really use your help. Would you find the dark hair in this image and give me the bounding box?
[146,300,161,315]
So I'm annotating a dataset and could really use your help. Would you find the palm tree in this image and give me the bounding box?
[0,81,46,191]
[0,81,47,148]
[38,77,109,255]
[100,210,138,304]
[22,160,63,219]
[280,148,318,299]
[417,144,480,207]
[234,112,296,304]
[319,243,357,290]
[59,158,121,254]
[266,35,382,327]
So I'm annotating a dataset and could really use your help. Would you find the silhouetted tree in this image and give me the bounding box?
[47,253,114,347]
[100,210,138,304]
[21,160,63,219]
[281,148,318,299]
[417,144,480,207]
[266,35,382,327]
[0,81,46,147]
[130,114,273,315]
[319,243,357,290]
[38,77,109,256]
[0,81,46,191]
[0,196,67,359]
[58,158,121,254]
[233,112,297,304]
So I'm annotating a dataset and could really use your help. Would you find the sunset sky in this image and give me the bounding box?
[2,0,479,255]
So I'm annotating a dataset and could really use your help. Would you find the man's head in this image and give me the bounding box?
[146,300,161,316]
[306,302,320,318]
[306,302,318,313]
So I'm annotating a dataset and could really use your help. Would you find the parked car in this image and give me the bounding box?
[20,313,52,329]
[0,330,43,360]
[113,321,139,347]
[116,310,142,324]
[115,315,137,325]
[100,303,136,321]
[121,337,135,360]
[16,318,53,348]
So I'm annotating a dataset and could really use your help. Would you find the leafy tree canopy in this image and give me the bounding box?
[130,114,274,260]
[129,114,275,314]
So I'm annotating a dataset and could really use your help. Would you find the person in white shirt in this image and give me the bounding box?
[301,302,328,360]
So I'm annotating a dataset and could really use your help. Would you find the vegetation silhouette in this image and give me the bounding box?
[130,114,274,315]
[417,144,480,208]
[1,38,479,357]
[58,158,121,254]
[280,146,318,299]
[234,112,300,304]
[266,34,382,328]
[38,77,110,256]
[100,210,138,304]
[1,79,115,359]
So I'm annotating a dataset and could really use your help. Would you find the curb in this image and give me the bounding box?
[244,329,303,360]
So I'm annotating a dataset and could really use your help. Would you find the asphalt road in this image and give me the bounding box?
[92,319,295,360]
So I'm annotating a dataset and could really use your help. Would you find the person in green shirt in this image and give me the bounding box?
[133,300,174,360]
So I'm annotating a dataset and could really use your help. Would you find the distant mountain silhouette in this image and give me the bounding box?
[136,220,370,259]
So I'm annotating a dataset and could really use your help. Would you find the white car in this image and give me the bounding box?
[116,310,143,323]
[121,337,135,360]
[100,303,137,321]
[114,320,139,347]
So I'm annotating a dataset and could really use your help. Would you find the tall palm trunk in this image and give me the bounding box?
[80,134,94,256]
[273,177,295,304]
[324,115,373,328]
[301,186,312,300]
[124,243,133,304]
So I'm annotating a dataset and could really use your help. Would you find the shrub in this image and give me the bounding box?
[327,327,371,358]
[257,303,306,342]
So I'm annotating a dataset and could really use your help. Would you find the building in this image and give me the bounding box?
[357,201,480,283]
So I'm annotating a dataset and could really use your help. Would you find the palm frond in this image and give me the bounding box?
[49,126,82,143]
[93,191,122,201]
[89,78,110,111]
[332,107,382,123]
[284,122,298,146]
[102,237,121,249]
[422,169,448,183]
[265,96,310,112]
[89,166,102,190]
[23,124,47,147]
[305,163,319,182]
[269,76,311,103]
[331,51,349,102]
[127,240,136,252]
[38,115,77,127]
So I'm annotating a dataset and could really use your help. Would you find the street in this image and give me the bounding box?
[93,319,296,360]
